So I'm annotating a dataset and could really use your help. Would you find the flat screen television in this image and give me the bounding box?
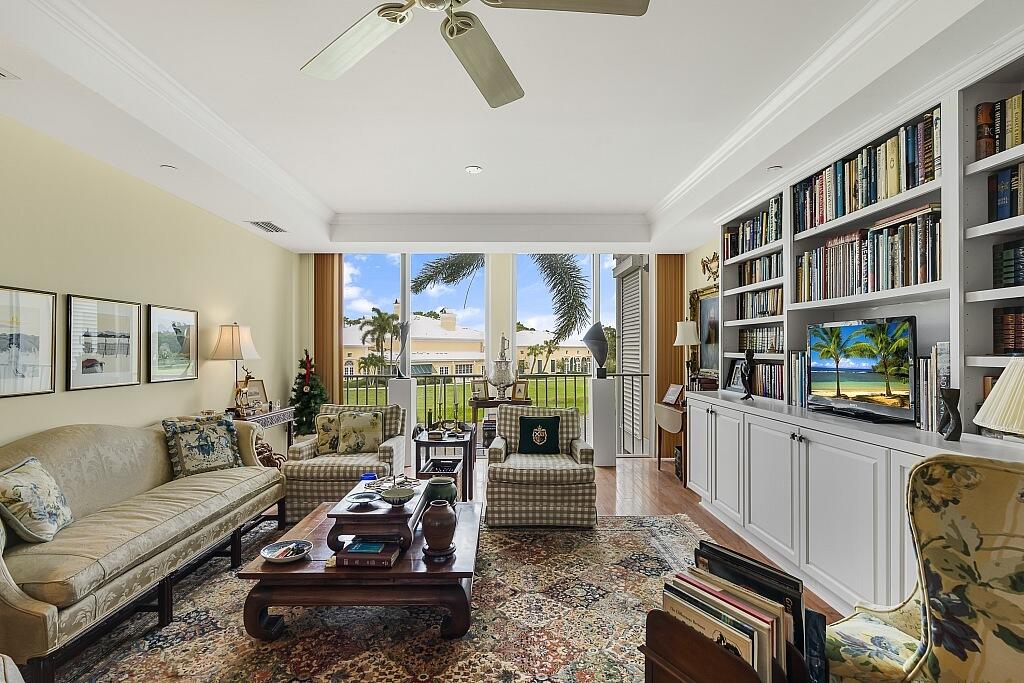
[806,316,917,423]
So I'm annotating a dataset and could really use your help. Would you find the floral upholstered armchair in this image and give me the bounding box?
[826,454,1024,682]
[484,404,597,528]
[281,403,406,523]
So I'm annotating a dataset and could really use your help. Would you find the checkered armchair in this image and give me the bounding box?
[484,405,597,528]
[282,403,406,524]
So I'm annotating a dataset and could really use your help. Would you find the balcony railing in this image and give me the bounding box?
[340,371,650,455]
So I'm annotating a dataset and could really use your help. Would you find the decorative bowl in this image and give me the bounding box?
[260,540,312,564]
[344,491,381,506]
[380,487,415,507]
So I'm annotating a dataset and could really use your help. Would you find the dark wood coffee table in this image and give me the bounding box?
[326,479,428,551]
[238,501,482,641]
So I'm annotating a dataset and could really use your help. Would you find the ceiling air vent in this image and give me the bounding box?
[248,220,286,234]
[0,68,21,80]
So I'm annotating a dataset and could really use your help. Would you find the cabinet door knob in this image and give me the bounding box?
[797,434,805,443]
[790,433,797,440]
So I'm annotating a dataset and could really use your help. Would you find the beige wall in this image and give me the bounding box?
[0,116,299,450]
[684,237,720,303]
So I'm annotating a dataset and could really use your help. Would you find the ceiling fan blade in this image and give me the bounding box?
[301,3,413,80]
[441,11,524,108]
[480,0,649,16]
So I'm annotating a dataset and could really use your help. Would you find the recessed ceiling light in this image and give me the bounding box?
[159,164,178,170]
[465,165,483,175]
[766,165,783,173]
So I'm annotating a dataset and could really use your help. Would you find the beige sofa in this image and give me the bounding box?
[0,422,285,683]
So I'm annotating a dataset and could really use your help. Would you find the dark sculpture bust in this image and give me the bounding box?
[740,349,755,401]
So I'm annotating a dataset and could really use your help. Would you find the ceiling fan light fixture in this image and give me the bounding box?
[465,165,484,174]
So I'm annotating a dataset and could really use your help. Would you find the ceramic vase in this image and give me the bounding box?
[422,500,457,553]
[424,476,458,506]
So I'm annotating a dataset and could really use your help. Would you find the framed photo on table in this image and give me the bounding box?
[725,359,744,392]
[148,305,198,383]
[512,379,529,400]
[236,378,269,414]
[0,285,57,398]
[471,378,491,400]
[661,383,684,406]
[67,295,141,391]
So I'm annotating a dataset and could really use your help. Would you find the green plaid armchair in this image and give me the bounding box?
[282,403,406,524]
[484,405,597,528]
[825,454,1024,682]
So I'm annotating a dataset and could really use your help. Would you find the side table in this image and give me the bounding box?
[238,406,297,450]
[414,429,475,501]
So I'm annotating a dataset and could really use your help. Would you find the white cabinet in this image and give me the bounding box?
[743,414,800,565]
[686,400,711,498]
[801,429,889,606]
[710,405,744,524]
[889,450,923,604]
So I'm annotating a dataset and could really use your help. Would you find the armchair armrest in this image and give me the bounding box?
[489,436,508,463]
[233,421,264,467]
[852,582,924,638]
[571,439,594,465]
[287,434,319,461]
[0,524,58,665]
[378,434,406,475]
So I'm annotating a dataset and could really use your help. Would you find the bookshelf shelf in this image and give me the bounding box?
[964,285,1024,303]
[964,144,1024,176]
[724,352,785,361]
[721,277,785,297]
[723,240,784,266]
[965,355,1020,368]
[723,315,785,328]
[792,179,941,243]
[964,214,1024,240]
[790,280,949,312]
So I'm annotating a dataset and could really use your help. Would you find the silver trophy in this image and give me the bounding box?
[487,334,517,400]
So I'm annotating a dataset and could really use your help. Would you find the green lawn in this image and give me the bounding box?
[341,376,590,424]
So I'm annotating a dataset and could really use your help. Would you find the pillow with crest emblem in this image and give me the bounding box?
[517,416,561,455]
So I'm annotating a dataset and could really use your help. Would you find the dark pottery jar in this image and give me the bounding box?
[422,500,457,553]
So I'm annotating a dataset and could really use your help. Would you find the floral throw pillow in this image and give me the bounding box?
[0,457,74,543]
[315,411,384,455]
[162,414,243,479]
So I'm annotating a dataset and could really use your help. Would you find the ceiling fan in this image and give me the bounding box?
[300,0,650,108]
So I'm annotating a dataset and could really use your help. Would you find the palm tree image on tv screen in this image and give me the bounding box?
[809,320,912,409]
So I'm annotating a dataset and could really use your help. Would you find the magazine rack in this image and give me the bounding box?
[640,609,809,683]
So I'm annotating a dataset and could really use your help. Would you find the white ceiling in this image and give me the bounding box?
[0,0,1009,252]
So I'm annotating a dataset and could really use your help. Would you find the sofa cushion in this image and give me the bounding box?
[162,414,243,478]
[315,411,384,456]
[282,454,389,481]
[0,457,74,542]
[4,466,280,607]
[487,453,595,485]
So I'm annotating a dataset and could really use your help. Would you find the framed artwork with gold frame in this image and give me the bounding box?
[512,379,529,400]
[688,284,719,379]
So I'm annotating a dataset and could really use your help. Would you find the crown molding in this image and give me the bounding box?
[712,21,1024,227]
[15,0,334,227]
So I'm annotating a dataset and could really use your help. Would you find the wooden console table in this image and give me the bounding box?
[237,406,297,449]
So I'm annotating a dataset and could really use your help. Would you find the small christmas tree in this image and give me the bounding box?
[289,349,329,435]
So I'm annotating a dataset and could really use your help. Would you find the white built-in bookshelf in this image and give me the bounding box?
[713,50,1024,444]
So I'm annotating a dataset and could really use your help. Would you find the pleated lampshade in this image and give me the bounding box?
[974,359,1024,437]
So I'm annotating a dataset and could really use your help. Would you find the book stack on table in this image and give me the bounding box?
[658,541,827,683]
[336,539,402,568]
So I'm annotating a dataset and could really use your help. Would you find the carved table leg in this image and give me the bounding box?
[326,519,347,552]
[244,585,285,641]
[437,581,472,639]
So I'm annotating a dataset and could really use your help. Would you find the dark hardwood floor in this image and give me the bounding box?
[450,455,842,622]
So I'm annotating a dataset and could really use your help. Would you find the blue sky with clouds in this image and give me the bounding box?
[343,253,617,338]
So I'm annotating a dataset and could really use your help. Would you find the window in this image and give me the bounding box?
[438,366,450,375]
[344,360,354,376]
[342,253,401,380]
[455,363,473,375]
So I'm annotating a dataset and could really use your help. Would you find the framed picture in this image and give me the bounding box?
[236,378,269,413]
[0,286,57,399]
[725,359,744,392]
[67,295,141,391]
[148,305,198,383]
[689,284,720,378]
[471,378,491,400]
[512,379,529,400]
[661,383,684,405]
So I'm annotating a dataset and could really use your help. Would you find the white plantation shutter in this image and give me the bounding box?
[619,268,642,452]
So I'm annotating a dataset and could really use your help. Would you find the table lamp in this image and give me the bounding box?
[974,359,1024,441]
[210,322,261,384]
[674,320,700,380]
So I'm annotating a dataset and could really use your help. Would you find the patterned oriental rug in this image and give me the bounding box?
[60,515,711,682]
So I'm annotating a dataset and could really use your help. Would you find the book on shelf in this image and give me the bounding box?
[738,252,784,287]
[737,287,784,319]
[795,207,941,303]
[993,238,1024,288]
[788,351,807,408]
[987,164,1024,222]
[994,306,1024,355]
[725,361,784,401]
[739,326,784,353]
[724,195,783,260]
[793,108,940,234]
[916,342,951,432]
[977,93,1024,161]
